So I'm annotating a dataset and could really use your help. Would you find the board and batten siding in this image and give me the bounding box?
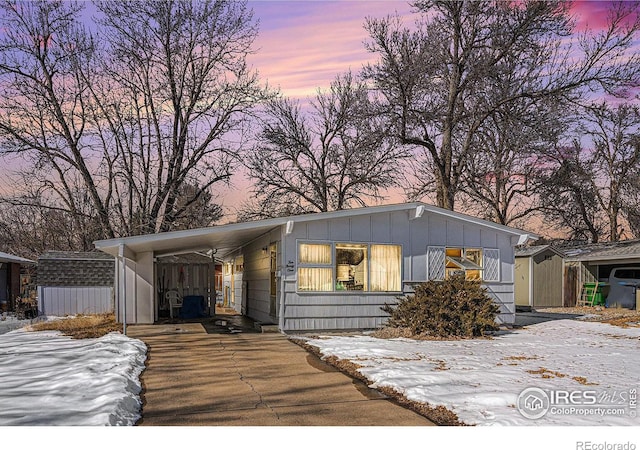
[240,228,281,325]
[280,209,517,331]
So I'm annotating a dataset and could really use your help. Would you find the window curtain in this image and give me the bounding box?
[369,245,402,292]
[299,243,331,264]
[298,268,333,291]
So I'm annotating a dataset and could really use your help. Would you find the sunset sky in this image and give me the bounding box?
[0,1,636,220]
[246,0,417,99]
[245,0,618,100]
[219,0,630,214]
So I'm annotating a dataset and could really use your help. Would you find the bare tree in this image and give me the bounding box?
[92,0,267,234]
[460,98,565,226]
[240,73,408,219]
[537,141,604,243]
[0,0,115,239]
[537,103,640,242]
[0,0,266,245]
[363,0,640,211]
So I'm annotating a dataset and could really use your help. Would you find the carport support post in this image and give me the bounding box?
[119,244,127,336]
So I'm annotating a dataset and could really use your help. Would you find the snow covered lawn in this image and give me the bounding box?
[0,328,147,425]
[302,319,640,426]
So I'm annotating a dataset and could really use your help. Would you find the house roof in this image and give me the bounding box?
[39,251,115,261]
[559,239,640,263]
[515,245,565,258]
[0,251,34,265]
[94,202,539,261]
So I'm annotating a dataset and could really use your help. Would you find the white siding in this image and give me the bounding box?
[38,286,113,316]
[281,208,519,331]
[241,229,281,325]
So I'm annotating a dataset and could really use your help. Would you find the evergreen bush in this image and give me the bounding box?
[381,274,500,338]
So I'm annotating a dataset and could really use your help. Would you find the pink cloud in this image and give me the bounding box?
[570,1,638,32]
[249,1,417,98]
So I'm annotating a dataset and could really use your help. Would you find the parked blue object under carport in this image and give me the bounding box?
[179,295,208,319]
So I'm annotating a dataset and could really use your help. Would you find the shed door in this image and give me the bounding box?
[533,253,563,307]
[514,258,530,307]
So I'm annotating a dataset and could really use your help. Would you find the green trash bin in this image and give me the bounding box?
[593,292,604,306]
[582,282,605,306]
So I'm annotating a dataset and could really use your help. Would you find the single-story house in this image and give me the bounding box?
[515,245,565,309]
[37,251,115,316]
[94,202,538,331]
[0,251,35,312]
[559,239,640,306]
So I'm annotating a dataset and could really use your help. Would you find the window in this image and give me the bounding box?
[234,256,244,273]
[297,242,402,292]
[427,247,500,282]
[298,243,333,291]
[370,244,402,291]
[335,244,367,291]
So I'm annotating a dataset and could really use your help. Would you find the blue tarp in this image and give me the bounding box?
[179,295,208,319]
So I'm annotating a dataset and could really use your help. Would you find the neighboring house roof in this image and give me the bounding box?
[39,251,115,261]
[0,251,35,265]
[515,245,565,258]
[559,239,640,263]
[94,202,539,260]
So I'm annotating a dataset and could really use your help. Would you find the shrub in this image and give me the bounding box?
[381,275,500,338]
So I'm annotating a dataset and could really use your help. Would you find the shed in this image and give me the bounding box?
[94,202,538,331]
[515,245,565,309]
[37,251,115,316]
[0,251,35,312]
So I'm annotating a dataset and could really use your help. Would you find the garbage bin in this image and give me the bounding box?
[583,282,606,306]
[593,292,604,306]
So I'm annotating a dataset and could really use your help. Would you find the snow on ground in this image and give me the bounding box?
[303,320,640,426]
[0,314,35,335]
[0,328,147,425]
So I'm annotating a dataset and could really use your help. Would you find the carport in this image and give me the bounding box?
[94,217,291,330]
[560,239,640,306]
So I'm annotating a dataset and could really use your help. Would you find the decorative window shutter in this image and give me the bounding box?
[427,246,445,281]
[483,248,500,281]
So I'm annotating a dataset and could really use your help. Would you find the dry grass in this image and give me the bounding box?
[526,367,567,379]
[526,367,599,386]
[30,313,122,339]
[371,326,480,341]
[572,376,599,386]
[503,355,539,361]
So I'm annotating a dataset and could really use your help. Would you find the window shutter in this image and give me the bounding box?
[427,246,445,281]
[483,248,500,282]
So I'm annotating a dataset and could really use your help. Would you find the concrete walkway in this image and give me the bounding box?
[127,320,433,426]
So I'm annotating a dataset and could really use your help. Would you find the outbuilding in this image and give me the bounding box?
[514,245,565,309]
[0,251,35,312]
[37,251,115,316]
[559,239,640,307]
[94,202,537,331]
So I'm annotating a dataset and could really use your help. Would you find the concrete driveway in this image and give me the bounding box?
[127,319,433,426]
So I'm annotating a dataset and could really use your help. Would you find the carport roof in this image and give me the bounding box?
[94,202,538,261]
[0,251,34,265]
[560,239,640,264]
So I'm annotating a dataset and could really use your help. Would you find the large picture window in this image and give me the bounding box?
[297,242,402,292]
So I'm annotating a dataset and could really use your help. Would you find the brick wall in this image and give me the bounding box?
[37,253,115,287]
